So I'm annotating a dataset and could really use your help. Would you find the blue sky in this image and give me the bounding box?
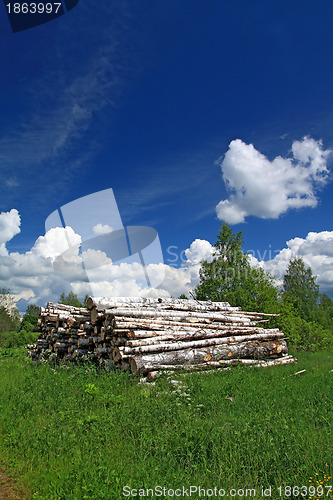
[1,0,333,309]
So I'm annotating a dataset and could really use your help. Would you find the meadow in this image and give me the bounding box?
[0,349,332,500]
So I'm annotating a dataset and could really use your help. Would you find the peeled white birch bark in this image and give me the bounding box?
[128,340,288,374]
[87,296,233,311]
[149,357,289,370]
[119,331,284,356]
[47,303,90,315]
[145,355,297,377]
[108,308,257,324]
[126,327,282,346]
[113,318,258,331]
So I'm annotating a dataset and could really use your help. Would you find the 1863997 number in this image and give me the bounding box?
[6,2,62,14]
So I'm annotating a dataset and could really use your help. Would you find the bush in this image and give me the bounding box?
[271,300,333,351]
[18,313,38,333]
[0,306,20,335]
[0,329,37,349]
[299,321,333,351]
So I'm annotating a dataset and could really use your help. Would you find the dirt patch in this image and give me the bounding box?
[0,467,27,500]
[0,469,19,500]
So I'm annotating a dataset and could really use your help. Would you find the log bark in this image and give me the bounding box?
[141,355,297,374]
[120,331,285,356]
[126,328,282,346]
[113,318,258,331]
[103,359,115,370]
[110,308,256,324]
[96,347,112,355]
[87,296,234,311]
[77,338,91,347]
[90,309,105,325]
[112,347,126,362]
[72,348,89,358]
[121,360,130,371]
[47,302,90,314]
[128,340,287,374]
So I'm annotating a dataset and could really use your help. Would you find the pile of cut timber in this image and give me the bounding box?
[28,297,297,377]
[29,303,100,364]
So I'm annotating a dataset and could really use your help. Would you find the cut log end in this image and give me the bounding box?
[86,297,95,310]
[129,358,136,374]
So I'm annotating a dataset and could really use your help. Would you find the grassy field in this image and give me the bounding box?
[0,350,332,500]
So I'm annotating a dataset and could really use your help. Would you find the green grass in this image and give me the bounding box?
[0,350,332,499]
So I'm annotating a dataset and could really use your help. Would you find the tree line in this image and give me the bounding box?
[193,223,333,350]
[0,291,88,349]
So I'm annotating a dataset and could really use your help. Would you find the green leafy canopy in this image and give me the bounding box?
[194,223,279,313]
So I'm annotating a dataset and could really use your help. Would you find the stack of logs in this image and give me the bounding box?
[28,297,296,377]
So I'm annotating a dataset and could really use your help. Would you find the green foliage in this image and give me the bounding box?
[0,288,13,308]
[271,298,333,351]
[0,290,21,348]
[178,294,188,299]
[274,258,333,350]
[314,293,333,329]
[25,304,40,316]
[229,265,280,314]
[59,291,84,308]
[18,314,37,332]
[283,257,319,320]
[1,301,39,348]
[0,307,19,336]
[195,224,248,304]
[83,294,89,308]
[194,224,333,351]
[0,329,37,349]
[19,304,39,333]
[0,351,331,498]
[0,289,20,326]
[195,223,279,313]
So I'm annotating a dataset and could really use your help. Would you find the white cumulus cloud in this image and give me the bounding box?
[185,239,214,265]
[0,210,216,310]
[32,226,82,260]
[4,209,333,312]
[256,230,333,294]
[216,137,331,224]
[93,223,113,235]
[0,209,21,255]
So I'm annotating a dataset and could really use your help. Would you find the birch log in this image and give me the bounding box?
[87,296,234,311]
[128,340,288,374]
[144,355,297,375]
[46,303,90,316]
[113,318,258,331]
[108,308,256,324]
[120,325,270,340]
[119,331,285,356]
[126,327,282,346]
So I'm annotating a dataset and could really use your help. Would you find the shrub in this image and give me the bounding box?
[0,329,37,349]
